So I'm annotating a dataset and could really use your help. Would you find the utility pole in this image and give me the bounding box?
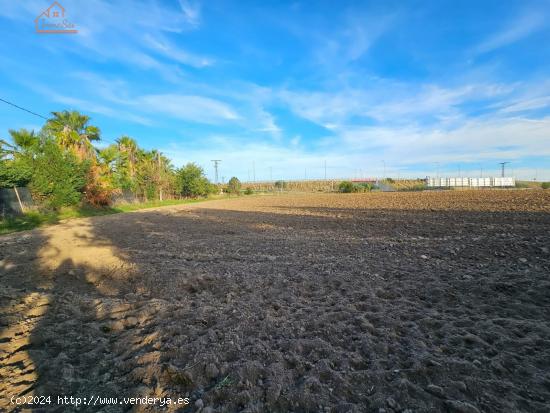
[211,160,221,183]
[382,160,386,179]
[253,161,256,182]
[269,166,272,181]
[499,161,510,177]
[324,160,327,180]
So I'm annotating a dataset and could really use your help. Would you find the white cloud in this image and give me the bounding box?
[474,10,547,55]
[143,34,213,68]
[159,114,550,181]
[0,0,207,81]
[283,7,398,71]
[278,81,513,127]
[49,94,152,126]
[24,81,153,126]
[135,94,240,124]
[179,0,201,27]
[336,117,550,165]
[251,109,282,139]
[500,96,550,113]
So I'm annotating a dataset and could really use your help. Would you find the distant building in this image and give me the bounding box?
[426,177,515,188]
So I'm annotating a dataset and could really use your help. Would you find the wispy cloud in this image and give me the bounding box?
[335,117,550,162]
[0,0,206,81]
[143,34,213,68]
[134,94,240,124]
[161,115,550,180]
[253,109,282,137]
[31,84,153,126]
[278,81,512,127]
[473,10,547,55]
[500,96,550,113]
[316,12,396,65]
[179,0,202,27]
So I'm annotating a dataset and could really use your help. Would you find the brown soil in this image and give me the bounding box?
[1,190,550,412]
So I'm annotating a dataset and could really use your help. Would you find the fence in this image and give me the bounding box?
[111,190,141,205]
[0,187,182,217]
[0,187,35,217]
[426,177,515,188]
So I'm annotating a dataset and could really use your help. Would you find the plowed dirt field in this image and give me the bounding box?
[1,190,549,412]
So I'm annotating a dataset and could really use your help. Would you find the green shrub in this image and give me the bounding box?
[0,157,32,187]
[274,180,287,190]
[29,141,89,209]
[338,181,355,193]
[227,177,241,194]
[244,187,253,195]
[209,183,220,194]
[410,183,426,191]
[177,163,214,197]
[358,182,374,191]
[515,181,529,188]
[542,182,550,190]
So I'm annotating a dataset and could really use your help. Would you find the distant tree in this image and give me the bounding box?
[9,129,39,154]
[177,163,214,197]
[360,182,374,191]
[0,129,37,188]
[227,177,241,194]
[43,110,100,159]
[98,145,119,171]
[29,140,89,208]
[116,136,139,189]
[274,180,286,190]
[338,181,355,193]
[0,109,186,208]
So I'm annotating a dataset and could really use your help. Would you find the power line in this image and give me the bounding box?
[0,96,115,145]
[0,97,50,121]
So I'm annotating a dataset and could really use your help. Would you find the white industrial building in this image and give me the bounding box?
[426,177,515,188]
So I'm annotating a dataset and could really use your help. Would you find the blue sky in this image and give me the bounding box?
[1,0,549,181]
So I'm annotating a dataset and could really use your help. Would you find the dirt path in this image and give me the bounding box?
[1,190,549,412]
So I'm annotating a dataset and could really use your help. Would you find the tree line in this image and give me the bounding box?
[0,110,218,209]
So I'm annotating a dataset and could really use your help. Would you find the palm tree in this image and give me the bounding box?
[8,128,39,154]
[98,144,119,172]
[116,135,138,178]
[0,138,16,160]
[44,110,100,158]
